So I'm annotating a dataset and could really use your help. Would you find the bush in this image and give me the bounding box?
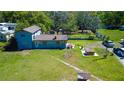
[88,35,94,40]
[3,37,18,51]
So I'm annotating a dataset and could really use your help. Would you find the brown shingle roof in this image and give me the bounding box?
[23,25,41,33]
[34,35,68,41]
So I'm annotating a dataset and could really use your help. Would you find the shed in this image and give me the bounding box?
[15,25,68,50]
[33,35,68,49]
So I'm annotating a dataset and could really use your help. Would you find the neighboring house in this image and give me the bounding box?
[15,25,68,50]
[0,23,17,41]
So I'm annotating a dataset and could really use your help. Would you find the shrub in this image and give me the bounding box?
[88,35,94,40]
[3,37,18,51]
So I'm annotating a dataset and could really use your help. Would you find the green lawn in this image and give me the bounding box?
[47,40,124,80]
[0,42,7,47]
[98,29,124,42]
[0,50,77,80]
[68,40,98,46]
[0,38,124,80]
[68,33,95,38]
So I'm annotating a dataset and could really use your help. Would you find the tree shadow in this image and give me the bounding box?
[93,57,106,62]
[2,37,18,52]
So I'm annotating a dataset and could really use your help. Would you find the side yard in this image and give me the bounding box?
[48,40,124,80]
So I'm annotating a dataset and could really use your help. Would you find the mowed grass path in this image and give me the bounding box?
[0,50,77,80]
[98,29,124,42]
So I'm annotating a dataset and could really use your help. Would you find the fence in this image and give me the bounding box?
[96,32,109,41]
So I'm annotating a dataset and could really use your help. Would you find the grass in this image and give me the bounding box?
[98,29,124,42]
[47,40,124,80]
[68,40,98,47]
[0,50,77,80]
[0,34,124,80]
[68,33,95,38]
[0,42,6,47]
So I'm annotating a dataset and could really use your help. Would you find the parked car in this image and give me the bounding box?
[102,40,115,48]
[119,25,124,31]
[113,48,124,57]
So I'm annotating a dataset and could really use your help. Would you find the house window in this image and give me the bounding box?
[33,35,35,39]
[8,27,14,30]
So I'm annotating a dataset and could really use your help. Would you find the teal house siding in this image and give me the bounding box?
[15,31,33,50]
[33,40,67,49]
[15,25,68,50]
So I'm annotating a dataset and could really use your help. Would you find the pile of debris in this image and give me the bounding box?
[66,43,75,49]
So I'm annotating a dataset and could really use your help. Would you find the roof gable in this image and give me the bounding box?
[23,25,41,33]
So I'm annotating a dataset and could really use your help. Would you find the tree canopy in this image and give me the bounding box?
[97,11,124,28]
[47,11,78,32]
[77,12,100,33]
[0,11,124,33]
[0,11,53,32]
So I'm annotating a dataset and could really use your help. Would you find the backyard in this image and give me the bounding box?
[0,31,124,80]
[0,50,77,80]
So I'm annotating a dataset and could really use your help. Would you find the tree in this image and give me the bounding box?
[77,12,100,33]
[0,11,53,32]
[3,37,18,51]
[48,11,68,31]
[63,12,78,32]
[98,11,124,28]
[47,11,78,33]
[0,12,4,22]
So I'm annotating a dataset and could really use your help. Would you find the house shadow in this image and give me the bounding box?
[32,48,64,50]
[3,48,64,52]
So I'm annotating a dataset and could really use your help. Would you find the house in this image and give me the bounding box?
[15,25,68,50]
[0,23,17,41]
